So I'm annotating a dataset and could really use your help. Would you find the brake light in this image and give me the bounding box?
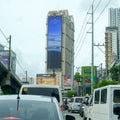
[4,116,20,120]
[60,105,64,111]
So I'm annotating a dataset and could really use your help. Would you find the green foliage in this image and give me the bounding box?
[110,64,120,81]
[66,90,77,98]
[93,79,118,89]
[74,72,81,82]
[2,88,12,95]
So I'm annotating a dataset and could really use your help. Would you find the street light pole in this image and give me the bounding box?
[6,35,11,85]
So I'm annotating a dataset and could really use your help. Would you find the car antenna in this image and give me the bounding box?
[17,93,20,111]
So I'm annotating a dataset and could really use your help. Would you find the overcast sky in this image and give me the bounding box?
[0,0,120,80]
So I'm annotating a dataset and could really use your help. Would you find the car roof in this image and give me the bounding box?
[21,84,61,88]
[72,96,84,98]
[0,95,57,103]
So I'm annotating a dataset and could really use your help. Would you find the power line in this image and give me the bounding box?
[74,2,94,52]
[75,0,112,58]
[93,0,102,12]
[94,0,112,24]
[0,28,9,42]
[16,58,26,73]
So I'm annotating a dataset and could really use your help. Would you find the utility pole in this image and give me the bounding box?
[71,41,74,90]
[6,35,11,85]
[91,5,94,94]
[87,5,94,94]
[25,71,28,82]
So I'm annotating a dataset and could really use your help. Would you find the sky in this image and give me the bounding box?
[0,0,120,80]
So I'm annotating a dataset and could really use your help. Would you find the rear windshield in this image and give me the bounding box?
[75,98,83,103]
[0,100,59,120]
[22,87,60,102]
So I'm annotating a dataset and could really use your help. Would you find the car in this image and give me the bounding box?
[0,95,75,120]
[19,84,63,110]
[68,96,83,113]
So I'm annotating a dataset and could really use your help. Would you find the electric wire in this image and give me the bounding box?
[93,0,102,12]
[0,27,28,79]
[74,5,93,55]
[94,0,112,24]
[74,0,96,57]
[74,0,111,67]
[0,28,8,42]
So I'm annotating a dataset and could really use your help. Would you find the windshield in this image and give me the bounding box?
[75,98,83,103]
[0,100,59,120]
[22,87,60,102]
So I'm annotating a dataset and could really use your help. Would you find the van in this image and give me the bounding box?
[19,84,63,110]
[92,85,120,120]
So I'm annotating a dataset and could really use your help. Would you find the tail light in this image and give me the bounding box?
[60,105,64,111]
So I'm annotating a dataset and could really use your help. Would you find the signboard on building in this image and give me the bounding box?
[82,66,97,94]
[64,74,80,89]
[36,74,56,85]
[47,16,62,70]
[0,50,16,73]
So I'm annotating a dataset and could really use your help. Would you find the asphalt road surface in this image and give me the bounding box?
[63,110,83,120]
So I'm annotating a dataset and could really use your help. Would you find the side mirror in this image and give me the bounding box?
[65,115,75,120]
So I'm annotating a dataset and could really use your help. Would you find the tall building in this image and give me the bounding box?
[109,8,120,59]
[45,10,74,88]
[105,27,118,74]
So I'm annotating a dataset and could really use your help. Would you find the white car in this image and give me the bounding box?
[0,95,75,120]
[19,84,63,110]
[68,96,83,113]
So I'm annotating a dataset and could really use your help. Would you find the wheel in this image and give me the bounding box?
[83,113,87,120]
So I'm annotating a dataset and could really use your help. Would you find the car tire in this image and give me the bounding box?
[83,114,87,120]
[81,111,83,117]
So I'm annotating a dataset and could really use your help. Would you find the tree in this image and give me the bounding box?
[74,72,81,82]
[66,90,77,98]
[110,64,120,82]
[93,79,118,89]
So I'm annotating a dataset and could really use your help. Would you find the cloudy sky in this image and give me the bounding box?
[0,0,120,80]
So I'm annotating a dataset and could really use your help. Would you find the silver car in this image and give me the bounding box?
[0,95,75,120]
[68,96,83,113]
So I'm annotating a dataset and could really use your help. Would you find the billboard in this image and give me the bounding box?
[47,16,62,70]
[36,74,56,85]
[64,74,81,89]
[82,66,97,94]
[0,50,16,73]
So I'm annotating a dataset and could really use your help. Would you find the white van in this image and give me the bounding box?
[19,84,63,110]
[92,85,120,120]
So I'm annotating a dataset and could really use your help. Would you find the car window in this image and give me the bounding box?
[114,90,120,103]
[0,100,59,120]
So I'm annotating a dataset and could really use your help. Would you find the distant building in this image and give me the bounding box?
[109,8,120,60]
[105,26,118,74]
[45,10,74,89]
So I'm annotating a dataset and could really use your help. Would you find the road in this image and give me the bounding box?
[63,110,83,120]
